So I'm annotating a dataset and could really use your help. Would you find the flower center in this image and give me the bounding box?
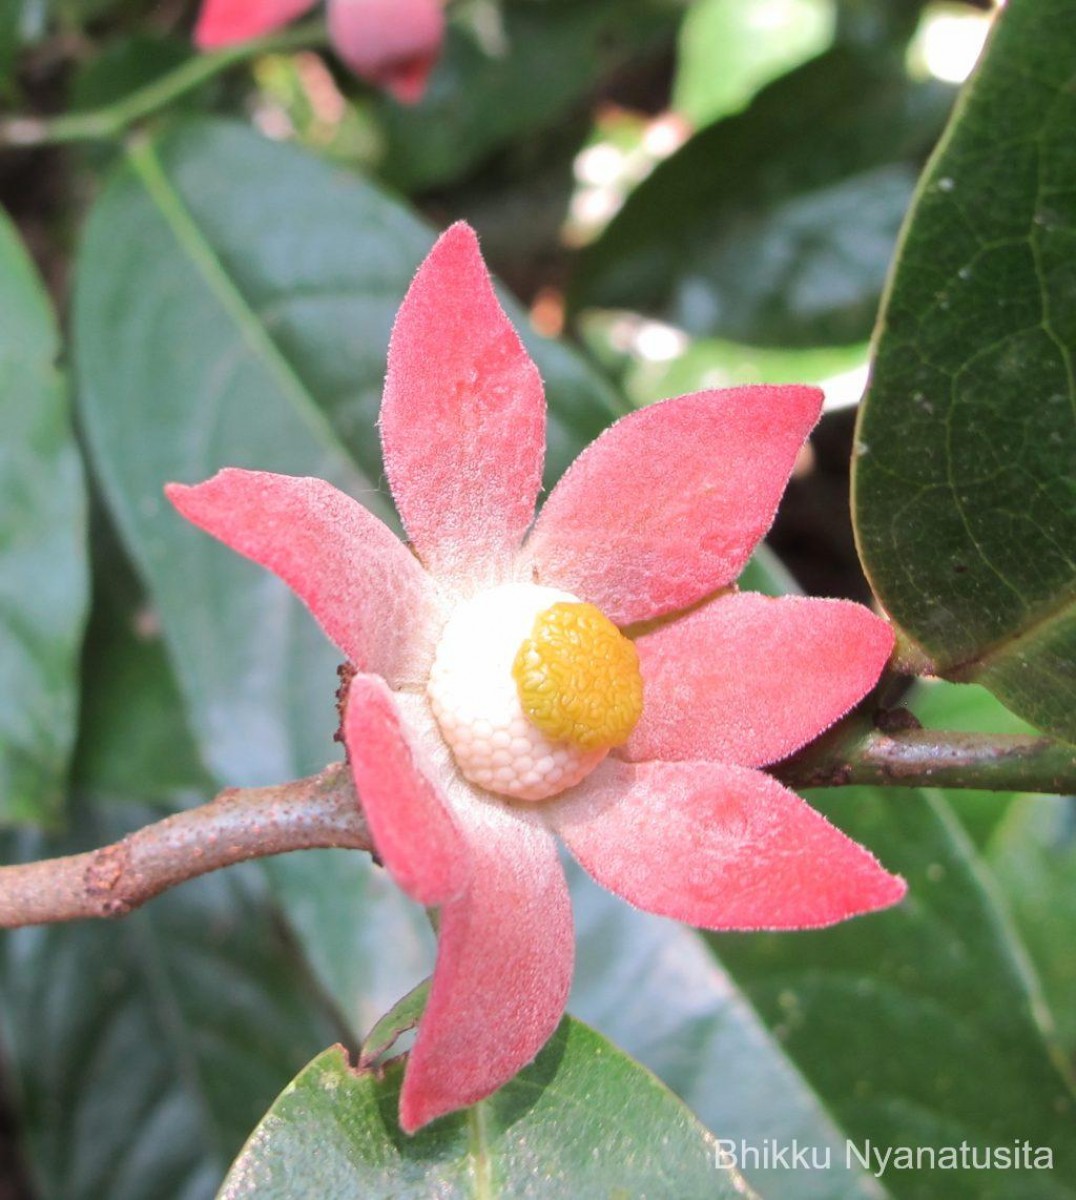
[512,602,643,750]
[427,584,643,802]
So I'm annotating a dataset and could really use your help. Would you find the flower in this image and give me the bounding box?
[194,0,444,104]
[166,222,905,1132]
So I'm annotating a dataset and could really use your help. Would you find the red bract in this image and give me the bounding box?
[194,0,444,104]
[166,222,905,1133]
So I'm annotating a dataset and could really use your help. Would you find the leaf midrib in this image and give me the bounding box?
[122,137,369,496]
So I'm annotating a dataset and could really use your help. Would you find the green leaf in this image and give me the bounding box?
[373,0,678,193]
[673,0,835,126]
[217,1022,752,1200]
[262,848,433,1039]
[359,978,430,1066]
[572,47,952,346]
[0,567,343,1200]
[852,0,1076,741]
[70,519,215,802]
[0,206,88,825]
[709,787,1076,1198]
[567,863,881,1199]
[986,796,1076,1058]
[69,33,192,114]
[0,807,342,1200]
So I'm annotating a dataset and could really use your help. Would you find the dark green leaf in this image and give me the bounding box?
[217,1022,752,1199]
[0,1,18,90]
[0,512,343,1199]
[853,0,1076,740]
[0,806,341,1200]
[567,863,880,1199]
[70,517,214,802]
[710,786,1076,1198]
[373,0,678,193]
[69,33,193,114]
[0,206,88,825]
[572,48,952,346]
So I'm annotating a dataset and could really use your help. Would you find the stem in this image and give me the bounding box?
[0,762,369,928]
[1,727,1072,931]
[774,725,1076,795]
[0,19,327,149]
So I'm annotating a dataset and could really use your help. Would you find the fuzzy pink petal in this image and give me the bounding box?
[343,674,469,905]
[328,0,444,103]
[194,0,315,47]
[627,592,894,768]
[165,470,437,684]
[551,759,905,930]
[526,385,822,626]
[380,223,546,587]
[399,785,573,1132]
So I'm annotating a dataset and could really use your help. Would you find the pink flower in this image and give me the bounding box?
[166,222,905,1132]
[194,0,444,104]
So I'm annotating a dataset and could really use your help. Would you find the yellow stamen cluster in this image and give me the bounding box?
[512,602,644,751]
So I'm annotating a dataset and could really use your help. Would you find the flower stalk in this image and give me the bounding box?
[775,722,1076,795]
[0,20,326,150]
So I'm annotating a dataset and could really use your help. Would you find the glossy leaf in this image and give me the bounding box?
[572,48,952,346]
[709,786,1076,1198]
[853,0,1076,741]
[0,523,342,1200]
[567,862,880,1200]
[0,810,342,1200]
[0,206,88,825]
[217,1023,751,1199]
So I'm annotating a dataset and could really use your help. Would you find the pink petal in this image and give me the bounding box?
[194,0,315,47]
[380,223,546,587]
[343,675,469,905]
[399,784,573,1132]
[526,385,822,626]
[627,592,894,768]
[551,759,905,930]
[328,0,444,103]
[165,470,437,684]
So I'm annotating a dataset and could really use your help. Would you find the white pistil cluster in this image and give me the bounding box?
[427,583,606,801]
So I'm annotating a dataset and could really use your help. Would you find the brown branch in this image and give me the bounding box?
[2,721,1072,932]
[0,763,370,929]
